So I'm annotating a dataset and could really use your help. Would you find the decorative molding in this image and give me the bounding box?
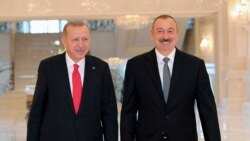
[0,0,220,21]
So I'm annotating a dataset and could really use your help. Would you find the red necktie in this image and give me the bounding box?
[72,64,82,114]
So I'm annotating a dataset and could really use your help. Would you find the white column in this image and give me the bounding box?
[243,24,250,100]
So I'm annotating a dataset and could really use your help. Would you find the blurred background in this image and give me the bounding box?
[0,0,250,140]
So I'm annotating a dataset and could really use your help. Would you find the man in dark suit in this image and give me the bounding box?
[120,15,221,141]
[27,21,118,141]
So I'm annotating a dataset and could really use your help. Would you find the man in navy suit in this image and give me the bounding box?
[120,15,221,141]
[27,21,118,141]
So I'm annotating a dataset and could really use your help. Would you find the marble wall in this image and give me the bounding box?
[0,33,12,95]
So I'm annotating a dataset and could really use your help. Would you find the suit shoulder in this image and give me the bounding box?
[177,50,204,63]
[128,50,151,63]
[40,53,64,64]
[86,55,108,65]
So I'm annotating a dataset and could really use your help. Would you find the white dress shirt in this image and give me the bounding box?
[155,48,176,89]
[65,53,85,95]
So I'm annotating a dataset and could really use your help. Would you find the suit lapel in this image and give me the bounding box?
[77,55,96,115]
[168,49,183,105]
[145,49,165,103]
[54,53,75,114]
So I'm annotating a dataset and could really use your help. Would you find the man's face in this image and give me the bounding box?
[151,18,178,55]
[62,25,90,63]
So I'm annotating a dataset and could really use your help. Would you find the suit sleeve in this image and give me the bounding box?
[101,63,118,141]
[27,60,48,141]
[120,60,138,141]
[196,60,221,141]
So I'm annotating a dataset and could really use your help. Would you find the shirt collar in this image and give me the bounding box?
[155,48,176,64]
[65,52,85,68]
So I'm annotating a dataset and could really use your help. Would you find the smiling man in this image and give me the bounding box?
[27,21,118,141]
[120,14,221,141]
